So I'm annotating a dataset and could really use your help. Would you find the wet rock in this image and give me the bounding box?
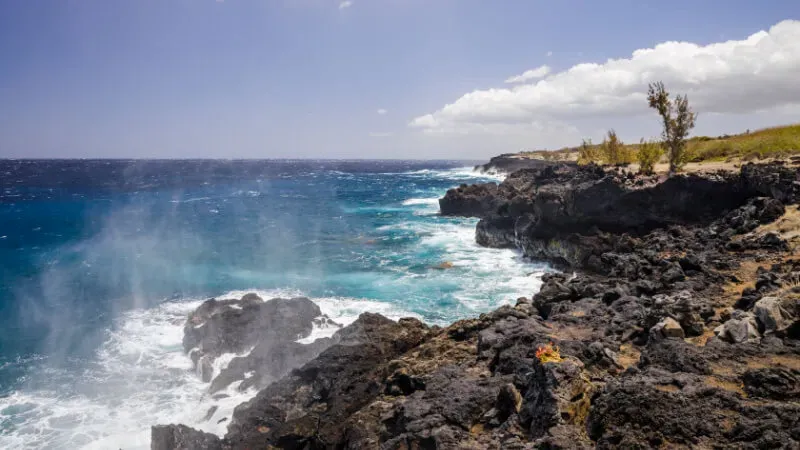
[439,182,503,216]
[182,294,338,393]
[202,405,218,422]
[183,295,322,357]
[151,424,222,450]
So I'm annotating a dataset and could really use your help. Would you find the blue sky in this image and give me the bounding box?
[0,0,798,159]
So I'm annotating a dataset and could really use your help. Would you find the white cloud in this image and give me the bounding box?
[504,65,551,84]
[377,108,388,115]
[339,1,353,10]
[411,20,800,136]
[369,131,394,137]
[546,51,553,57]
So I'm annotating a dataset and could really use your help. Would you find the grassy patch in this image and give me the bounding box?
[519,123,800,165]
[686,123,800,161]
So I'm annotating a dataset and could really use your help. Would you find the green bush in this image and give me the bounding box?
[637,139,663,174]
[577,139,601,165]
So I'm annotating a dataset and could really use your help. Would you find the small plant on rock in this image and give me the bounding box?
[535,342,563,363]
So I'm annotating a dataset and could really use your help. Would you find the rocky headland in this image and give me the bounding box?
[153,162,799,449]
[474,153,567,174]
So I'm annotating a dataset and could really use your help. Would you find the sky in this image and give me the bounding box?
[0,0,798,160]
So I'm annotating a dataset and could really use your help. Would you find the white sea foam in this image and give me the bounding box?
[383,217,548,319]
[399,167,506,183]
[0,289,309,450]
[401,198,440,206]
[297,296,420,344]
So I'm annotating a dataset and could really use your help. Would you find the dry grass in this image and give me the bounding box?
[686,123,800,161]
[516,123,800,169]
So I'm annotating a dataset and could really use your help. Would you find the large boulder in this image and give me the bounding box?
[754,296,795,335]
[224,313,431,449]
[183,294,322,357]
[180,294,344,404]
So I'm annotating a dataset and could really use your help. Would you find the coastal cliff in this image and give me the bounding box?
[153,162,799,449]
[474,153,568,174]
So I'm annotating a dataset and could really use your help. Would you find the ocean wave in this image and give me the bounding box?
[397,167,506,183]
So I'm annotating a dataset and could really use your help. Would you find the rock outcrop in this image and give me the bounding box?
[474,153,569,174]
[153,162,800,449]
[183,294,340,392]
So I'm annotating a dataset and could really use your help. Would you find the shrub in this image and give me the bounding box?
[600,130,636,166]
[647,81,697,174]
[600,130,622,165]
[577,139,601,165]
[637,139,663,174]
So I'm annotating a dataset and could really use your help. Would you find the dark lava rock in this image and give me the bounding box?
[151,424,222,450]
[182,294,338,392]
[475,153,569,174]
[224,313,430,449]
[743,367,800,400]
[183,295,322,357]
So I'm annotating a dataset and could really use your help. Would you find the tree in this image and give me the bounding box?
[637,139,663,175]
[577,139,601,165]
[647,81,697,174]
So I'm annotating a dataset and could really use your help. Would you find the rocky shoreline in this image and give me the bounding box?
[153,162,799,449]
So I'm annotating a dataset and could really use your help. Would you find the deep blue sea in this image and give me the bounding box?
[0,159,547,449]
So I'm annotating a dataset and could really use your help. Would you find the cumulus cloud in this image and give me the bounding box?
[339,1,353,10]
[504,65,551,84]
[377,109,388,115]
[411,20,800,135]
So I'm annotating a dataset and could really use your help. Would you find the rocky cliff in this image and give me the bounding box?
[474,153,568,174]
[153,162,799,449]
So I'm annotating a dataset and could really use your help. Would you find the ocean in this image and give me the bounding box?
[0,159,547,449]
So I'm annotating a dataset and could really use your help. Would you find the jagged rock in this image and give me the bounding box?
[181,294,338,393]
[183,295,322,358]
[224,313,430,449]
[151,424,222,450]
[496,383,522,421]
[588,377,800,448]
[439,182,503,216]
[519,357,594,440]
[742,367,800,400]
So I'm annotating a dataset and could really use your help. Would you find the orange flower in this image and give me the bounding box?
[536,342,563,363]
